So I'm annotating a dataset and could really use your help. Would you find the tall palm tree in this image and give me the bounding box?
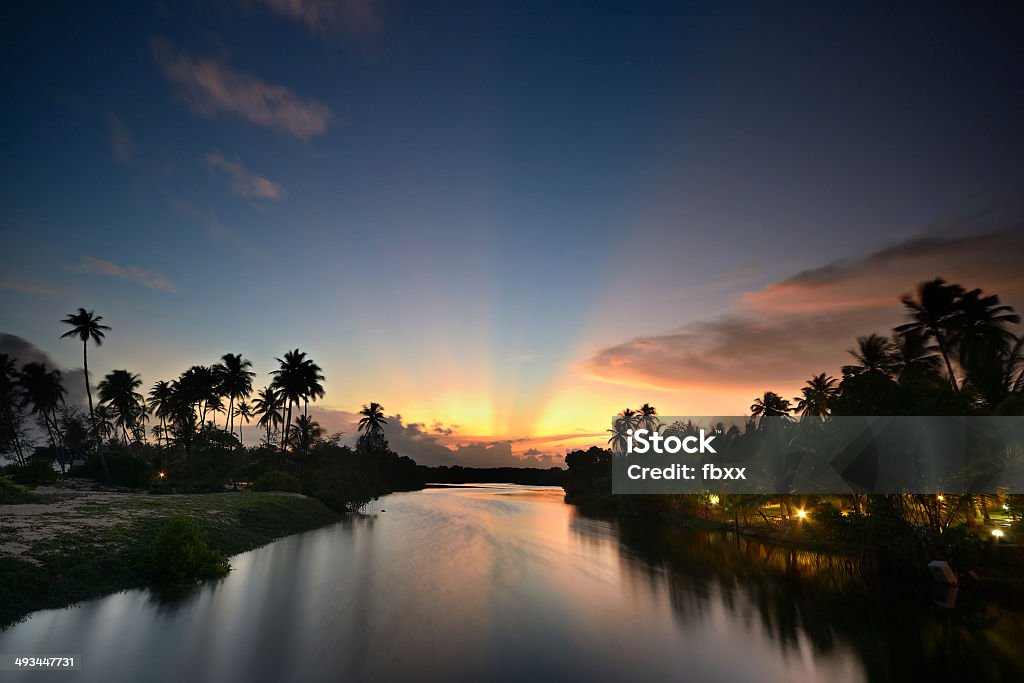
[895,278,965,391]
[794,373,838,417]
[178,365,219,423]
[148,380,175,448]
[0,354,27,465]
[750,391,792,418]
[357,402,387,452]
[97,369,144,446]
[214,353,255,436]
[271,350,315,451]
[289,414,322,458]
[93,404,116,444]
[891,329,941,379]
[842,334,897,378]
[253,386,284,446]
[18,362,68,471]
[607,408,638,454]
[60,308,111,480]
[234,401,254,445]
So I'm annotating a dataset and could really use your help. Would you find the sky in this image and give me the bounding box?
[2,1,1023,466]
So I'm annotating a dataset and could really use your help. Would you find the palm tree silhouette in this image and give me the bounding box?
[794,373,838,417]
[895,278,965,391]
[290,414,323,458]
[60,308,111,479]
[842,334,897,378]
[148,380,175,448]
[0,354,28,465]
[18,362,68,471]
[607,408,638,454]
[750,391,792,417]
[97,369,144,446]
[357,402,387,452]
[93,404,116,444]
[234,401,254,445]
[214,353,254,436]
[271,350,324,450]
[637,403,660,433]
[253,386,284,446]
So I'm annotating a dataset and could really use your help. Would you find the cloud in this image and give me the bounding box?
[246,0,383,39]
[204,150,285,199]
[0,279,68,296]
[105,113,135,165]
[583,229,1024,393]
[152,40,333,139]
[306,407,567,468]
[0,334,88,408]
[79,256,177,293]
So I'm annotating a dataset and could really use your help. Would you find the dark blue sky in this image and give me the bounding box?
[2,1,1023,452]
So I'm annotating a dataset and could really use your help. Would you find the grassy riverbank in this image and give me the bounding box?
[0,488,340,628]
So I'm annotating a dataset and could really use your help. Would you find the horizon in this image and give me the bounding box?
[3,1,1024,467]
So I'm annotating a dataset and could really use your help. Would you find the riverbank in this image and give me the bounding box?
[0,486,341,628]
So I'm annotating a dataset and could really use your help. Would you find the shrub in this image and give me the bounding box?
[139,515,230,586]
[253,471,302,493]
[0,476,38,504]
[3,458,59,486]
[74,452,153,489]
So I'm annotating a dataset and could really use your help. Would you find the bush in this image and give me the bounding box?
[0,476,38,504]
[3,458,59,486]
[253,471,302,493]
[74,452,153,489]
[139,515,230,586]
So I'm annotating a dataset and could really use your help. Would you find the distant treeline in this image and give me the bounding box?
[423,465,567,486]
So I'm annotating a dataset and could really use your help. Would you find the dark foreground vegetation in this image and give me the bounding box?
[566,278,1024,585]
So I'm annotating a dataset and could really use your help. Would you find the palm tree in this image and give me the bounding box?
[60,308,111,479]
[842,334,897,378]
[607,408,638,454]
[637,403,660,433]
[148,380,175,448]
[178,366,219,423]
[794,373,838,417]
[234,401,254,445]
[253,386,284,445]
[271,350,319,451]
[0,354,27,465]
[891,329,941,379]
[895,278,966,391]
[93,404,116,444]
[214,353,255,436]
[357,402,387,452]
[750,391,792,418]
[97,369,144,446]
[18,362,68,471]
[289,414,322,458]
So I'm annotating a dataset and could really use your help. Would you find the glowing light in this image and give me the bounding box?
[1003,504,1010,511]
[936,495,945,502]
[796,508,808,520]
[708,494,720,506]
[158,471,166,479]
[991,529,1004,539]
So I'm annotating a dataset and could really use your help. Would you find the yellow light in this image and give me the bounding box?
[708,494,719,506]
[936,495,945,502]
[158,471,166,479]
[1003,504,1010,511]
[991,529,1004,538]
[796,509,808,520]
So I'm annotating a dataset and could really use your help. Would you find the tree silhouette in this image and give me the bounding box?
[253,386,284,446]
[148,380,175,448]
[750,391,792,418]
[842,334,897,378]
[357,402,387,452]
[97,369,144,446]
[794,373,838,417]
[895,278,965,391]
[18,362,68,471]
[214,353,254,436]
[637,403,660,433]
[234,401,254,445]
[60,308,111,480]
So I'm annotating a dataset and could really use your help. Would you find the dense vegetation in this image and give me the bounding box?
[566,278,1024,581]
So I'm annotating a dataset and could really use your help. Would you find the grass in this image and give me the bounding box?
[0,491,340,629]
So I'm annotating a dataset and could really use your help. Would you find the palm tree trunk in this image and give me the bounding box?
[83,343,111,483]
[934,332,959,392]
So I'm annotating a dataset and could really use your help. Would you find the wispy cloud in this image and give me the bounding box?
[0,279,69,296]
[105,113,135,165]
[79,256,177,293]
[246,0,383,39]
[152,40,333,139]
[204,149,285,200]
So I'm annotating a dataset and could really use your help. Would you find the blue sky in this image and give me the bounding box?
[2,1,1023,463]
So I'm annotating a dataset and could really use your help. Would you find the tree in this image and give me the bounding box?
[97,370,144,446]
[60,308,111,480]
[214,353,254,436]
[357,402,387,453]
[253,386,284,445]
[271,350,324,451]
[637,403,660,433]
[18,362,68,471]
[794,373,838,417]
[234,401,254,445]
[0,354,28,465]
[289,414,323,458]
[842,334,897,378]
[148,380,175,448]
[750,391,792,418]
[895,278,966,392]
[607,408,638,454]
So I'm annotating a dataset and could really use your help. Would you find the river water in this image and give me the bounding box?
[1,485,1021,682]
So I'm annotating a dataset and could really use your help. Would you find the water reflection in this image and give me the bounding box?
[0,486,1020,682]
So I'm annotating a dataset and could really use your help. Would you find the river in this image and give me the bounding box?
[1,485,1021,682]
